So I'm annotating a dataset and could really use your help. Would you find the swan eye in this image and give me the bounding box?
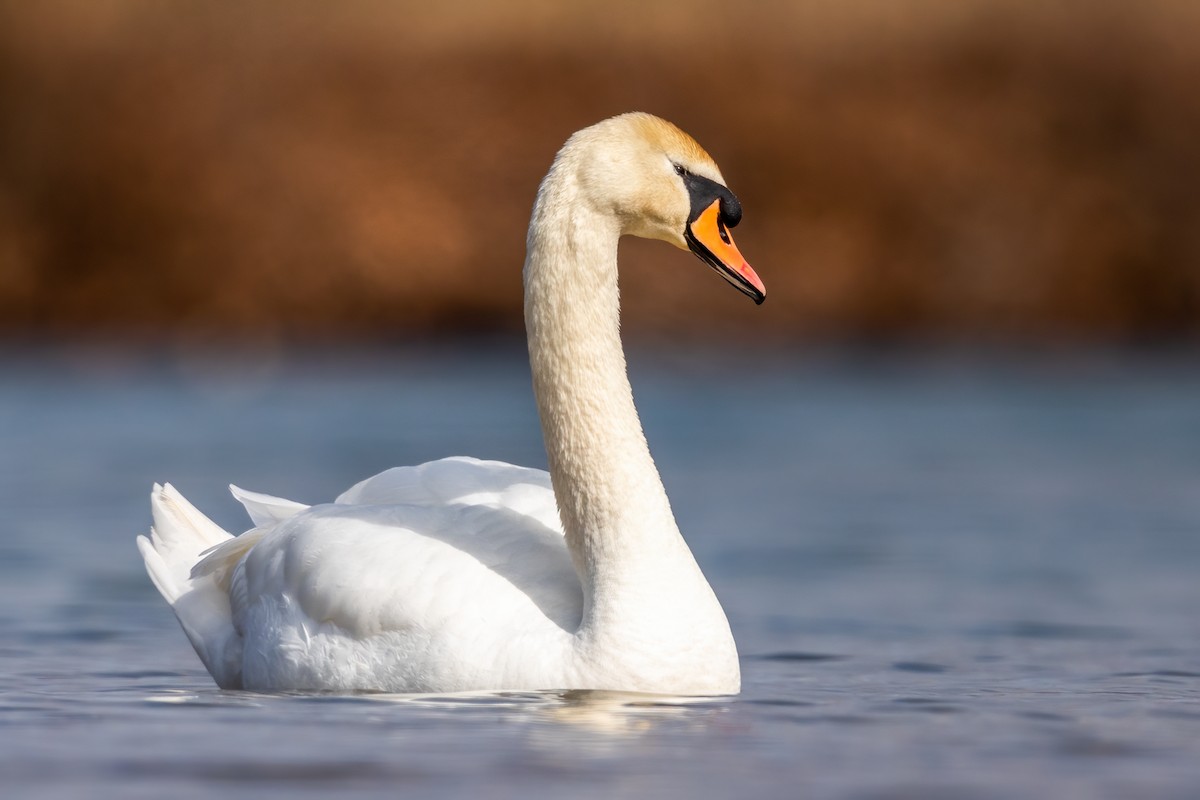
[673,163,686,177]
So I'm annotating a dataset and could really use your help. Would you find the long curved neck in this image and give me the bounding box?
[523,163,684,607]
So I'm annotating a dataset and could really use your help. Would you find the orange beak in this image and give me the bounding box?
[685,200,766,304]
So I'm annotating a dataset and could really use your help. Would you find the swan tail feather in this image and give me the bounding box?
[138,483,243,689]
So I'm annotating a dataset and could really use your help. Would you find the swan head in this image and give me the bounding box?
[561,113,766,304]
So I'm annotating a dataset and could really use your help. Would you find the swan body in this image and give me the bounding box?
[138,113,765,695]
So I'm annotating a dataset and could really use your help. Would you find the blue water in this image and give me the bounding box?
[2,344,1199,799]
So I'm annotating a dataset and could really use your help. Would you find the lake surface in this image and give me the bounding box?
[2,344,1199,799]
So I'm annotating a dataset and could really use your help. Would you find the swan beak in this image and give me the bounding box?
[685,200,766,305]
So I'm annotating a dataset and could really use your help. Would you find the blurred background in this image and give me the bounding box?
[4,4,1200,797]
[2,0,1197,345]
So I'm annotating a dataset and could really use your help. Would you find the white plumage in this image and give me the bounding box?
[137,113,765,695]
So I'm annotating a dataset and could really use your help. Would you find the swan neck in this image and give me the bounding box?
[523,170,681,589]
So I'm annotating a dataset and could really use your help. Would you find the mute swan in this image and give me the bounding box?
[137,112,765,695]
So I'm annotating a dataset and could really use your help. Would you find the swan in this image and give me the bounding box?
[137,112,766,696]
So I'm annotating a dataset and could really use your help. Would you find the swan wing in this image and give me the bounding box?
[229,500,580,691]
[230,485,309,527]
[203,458,579,691]
[336,456,561,532]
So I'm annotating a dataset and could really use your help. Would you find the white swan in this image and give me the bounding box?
[137,112,766,696]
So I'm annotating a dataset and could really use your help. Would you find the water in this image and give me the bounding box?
[2,344,1199,799]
